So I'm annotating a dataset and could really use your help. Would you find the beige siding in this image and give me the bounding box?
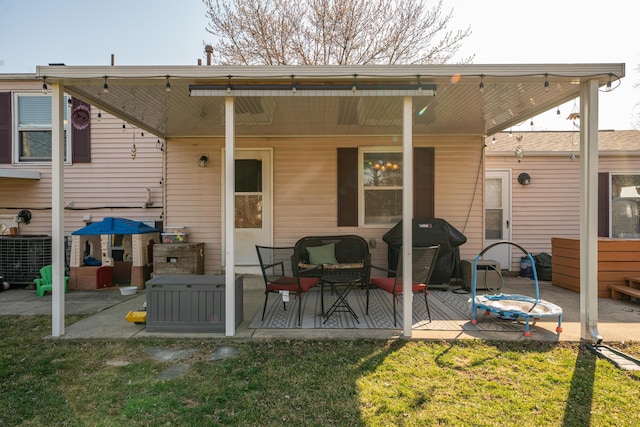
[164,137,223,270]
[164,135,484,273]
[0,81,163,236]
[486,153,640,270]
[62,111,163,233]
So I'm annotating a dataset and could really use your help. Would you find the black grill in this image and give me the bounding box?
[382,218,466,286]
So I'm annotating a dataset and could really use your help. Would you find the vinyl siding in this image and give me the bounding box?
[486,153,640,270]
[0,81,163,236]
[164,135,484,273]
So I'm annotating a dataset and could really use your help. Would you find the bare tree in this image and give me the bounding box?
[203,0,472,65]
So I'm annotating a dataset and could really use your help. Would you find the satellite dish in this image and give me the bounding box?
[17,210,31,224]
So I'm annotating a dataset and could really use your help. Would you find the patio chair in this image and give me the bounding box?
[255,245,320,326]
[366,245,440,326]
[34,264,69,297]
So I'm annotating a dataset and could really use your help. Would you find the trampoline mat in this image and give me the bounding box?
[475,294,562,317]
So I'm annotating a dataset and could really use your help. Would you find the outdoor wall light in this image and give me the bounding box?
[518,172,531,186]
[198,155,208,167]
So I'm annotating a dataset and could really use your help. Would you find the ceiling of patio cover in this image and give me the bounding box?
[71,217,159,235]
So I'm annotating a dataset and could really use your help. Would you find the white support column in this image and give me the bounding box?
[224,96,236,336]
[51,84,65,337]
[579,79,602,344]
[402,96,414,337]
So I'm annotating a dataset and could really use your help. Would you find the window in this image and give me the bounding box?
[14,93,70,163]
[360,149,403,226]
[611,173,640,238]
[235,159,263,228]
[485,177,503,239]
[337,147,433,227]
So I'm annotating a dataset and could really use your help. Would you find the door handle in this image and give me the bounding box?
[506,220,510,229]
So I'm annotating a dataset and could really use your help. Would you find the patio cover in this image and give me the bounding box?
[34,64,624,139]
[71,217,159,235]
[35,63,625,341]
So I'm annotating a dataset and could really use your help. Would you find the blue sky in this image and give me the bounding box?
[0,0,210,68]
[1,0,637,130]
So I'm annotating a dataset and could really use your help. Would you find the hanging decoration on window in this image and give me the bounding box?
[71,104,90,130]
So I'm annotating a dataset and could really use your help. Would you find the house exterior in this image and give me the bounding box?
[484,130,640,271]
[28,63,625,340]
[0,74,163,285]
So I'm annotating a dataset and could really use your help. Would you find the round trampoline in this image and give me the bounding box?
[470,241,563,337]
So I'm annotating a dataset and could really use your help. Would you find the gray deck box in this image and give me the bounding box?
[145,274,243,332]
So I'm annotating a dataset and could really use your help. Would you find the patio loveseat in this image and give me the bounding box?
[294,235,371,284]
[294,235,372,316]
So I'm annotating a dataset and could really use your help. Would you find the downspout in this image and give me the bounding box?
[579,79,602,345]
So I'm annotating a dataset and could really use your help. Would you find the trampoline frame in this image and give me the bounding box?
[470,241,563,337]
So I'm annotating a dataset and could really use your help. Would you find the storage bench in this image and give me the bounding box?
[145,274,243,332]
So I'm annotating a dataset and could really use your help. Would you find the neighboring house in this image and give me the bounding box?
[0,74,163,285]
[485,130,640,271]
[29,63,625,338]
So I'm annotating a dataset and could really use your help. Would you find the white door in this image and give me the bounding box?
[223,149,272,268]
[484,170,511,269]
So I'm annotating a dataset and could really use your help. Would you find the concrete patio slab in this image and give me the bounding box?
[1,275,638,343]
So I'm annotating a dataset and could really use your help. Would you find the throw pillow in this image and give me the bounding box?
[306,243,338,265]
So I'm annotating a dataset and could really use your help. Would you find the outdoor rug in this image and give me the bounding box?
[249,287,532,332]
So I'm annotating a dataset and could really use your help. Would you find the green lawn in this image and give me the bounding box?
[1,315,638,426]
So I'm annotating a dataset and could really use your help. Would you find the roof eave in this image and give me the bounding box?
[35,63,625,83]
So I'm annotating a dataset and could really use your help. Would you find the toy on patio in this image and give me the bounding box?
[126,301,147,325]
[470,241,563,337]
[125,310,147,324]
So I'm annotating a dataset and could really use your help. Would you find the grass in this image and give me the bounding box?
[1,316,639,426]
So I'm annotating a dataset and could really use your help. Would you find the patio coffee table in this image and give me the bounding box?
[321,275,361,323]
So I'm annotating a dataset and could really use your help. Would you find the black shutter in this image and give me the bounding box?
[598,172,609,237]
[414,147,434,218]
[0,92,11,164]
[71,98,91,163]
[337,148,358,226]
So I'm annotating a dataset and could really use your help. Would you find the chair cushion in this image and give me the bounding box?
[266,276,319,293]
[371,277,425,294]
[306,244,338,265]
